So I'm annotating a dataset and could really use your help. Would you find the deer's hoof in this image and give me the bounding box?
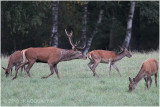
[41,77,46,79]
[12,77,16,80]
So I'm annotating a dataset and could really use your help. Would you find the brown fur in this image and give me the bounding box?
[129,58,158,92]
[14,47,85,80]
[87,48,132,77]
[2,51,25,77]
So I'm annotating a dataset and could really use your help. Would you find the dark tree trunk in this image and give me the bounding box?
[50,1,59,47]
[83,9,104,54]
[109,7,115,50]
[81,1,88,55]
[122,1,136,48]
[130,7,140,51]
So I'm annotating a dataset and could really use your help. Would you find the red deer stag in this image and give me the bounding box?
[14,29,86,80]
[2,50,26,77]
[87,47,132,77]
[129,58,158,92]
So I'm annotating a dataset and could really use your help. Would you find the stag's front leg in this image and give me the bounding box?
[41,63,54,79]
[53,64,60,79]
[112,63,121,77]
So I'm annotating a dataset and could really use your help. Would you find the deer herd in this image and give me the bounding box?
[2,29,158,92]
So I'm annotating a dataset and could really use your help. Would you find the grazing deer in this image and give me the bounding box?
[87,47,132,77]
[2,50,26,77]
[14,29,86,80]
[129,58,158,92]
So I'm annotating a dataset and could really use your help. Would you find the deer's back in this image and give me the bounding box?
[141,58,158,76]
[26,47,60,62]
[87,50,116,61]
[9,51,23,64]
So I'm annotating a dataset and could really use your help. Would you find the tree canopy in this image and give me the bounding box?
[1,1,159,55]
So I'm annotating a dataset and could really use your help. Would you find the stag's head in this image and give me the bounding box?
[128,77,136,92]
[65,29,87,60]
[2,67,9,77]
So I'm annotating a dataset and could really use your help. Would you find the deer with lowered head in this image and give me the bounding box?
[2,50,26,77]
[129,58,158,92]
[14,29,86,80]
[87,47,132,77]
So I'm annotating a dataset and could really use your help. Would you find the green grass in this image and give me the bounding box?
[1,51,159,106]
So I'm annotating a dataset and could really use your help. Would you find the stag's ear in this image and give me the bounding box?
[2,67,6,70]
[129,77,132,83]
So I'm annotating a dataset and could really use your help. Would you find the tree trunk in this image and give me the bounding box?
[130,6,140,51]
[50,1,59,47]
[83,9,104,55]
[122,1,136,48]
[109,7,115,50]
[81,1,88,54]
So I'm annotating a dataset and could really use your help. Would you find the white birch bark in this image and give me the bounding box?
[50,1,59,47]
[122,1,136,48]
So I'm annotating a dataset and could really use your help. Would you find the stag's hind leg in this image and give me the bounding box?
[25,60,35,77]
[53,64,60,79]
[155,73,157,87]
[41,63,54,79]
[91,60,100,78]
[112,63,121,77]
[88,60,94,70]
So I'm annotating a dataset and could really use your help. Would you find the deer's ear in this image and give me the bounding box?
[129,77,132,83]
[133,78,135,82]
[2,67,6,70]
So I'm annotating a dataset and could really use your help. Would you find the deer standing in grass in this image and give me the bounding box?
[2,51,26,77]
[87,47,132,77]
[14,29,86,80]
[129,58,158,92]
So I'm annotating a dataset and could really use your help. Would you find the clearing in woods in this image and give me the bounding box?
[1,51,159,106]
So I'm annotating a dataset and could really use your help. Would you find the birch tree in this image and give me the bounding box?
[50,1,59,47]
[83,8,104,54]
[122,1,136,48]
[81,1,88,54]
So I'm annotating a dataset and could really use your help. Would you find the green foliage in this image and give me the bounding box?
[1,1,159,55]
[1,51,159,106]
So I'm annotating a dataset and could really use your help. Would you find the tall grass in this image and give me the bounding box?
[1,51,159,106]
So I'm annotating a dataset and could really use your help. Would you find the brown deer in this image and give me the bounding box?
[129,58,158,92]
[14,29,86,80]
[2,50,26,77]
[87,47,132,77]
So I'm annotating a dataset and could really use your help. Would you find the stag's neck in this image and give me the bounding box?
[60,49,76,61]
[114,51,126,62]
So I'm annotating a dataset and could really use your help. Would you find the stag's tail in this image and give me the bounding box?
[21,49,28,63]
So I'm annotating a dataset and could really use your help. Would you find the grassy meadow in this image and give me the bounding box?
[1,51,159,106]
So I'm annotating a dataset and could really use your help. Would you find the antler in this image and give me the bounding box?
[65,29,86,50]
[65,29,76,50]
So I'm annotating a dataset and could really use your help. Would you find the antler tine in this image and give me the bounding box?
[76,43,86,50]
[65,29,72,37]
[75,40,80,47]
[65,29,75,49]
